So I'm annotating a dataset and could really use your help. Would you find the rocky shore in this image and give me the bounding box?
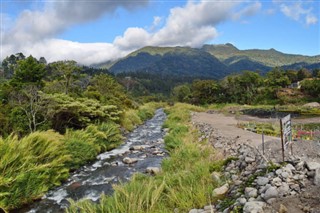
[189,119,320,213]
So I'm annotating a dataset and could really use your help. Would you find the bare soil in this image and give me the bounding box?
[192,111,320,213]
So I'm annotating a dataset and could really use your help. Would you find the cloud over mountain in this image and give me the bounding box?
[2,1,264,65]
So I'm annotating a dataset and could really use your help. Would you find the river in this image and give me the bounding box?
[15,108,167,213]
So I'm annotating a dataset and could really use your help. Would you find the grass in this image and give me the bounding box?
[0,131,70,211]
[67,103,228,213]
[0,102,165,211]
[121,102,166,131]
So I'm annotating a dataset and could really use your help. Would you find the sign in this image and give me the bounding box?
[281,114,292,149]
[280,114,292,161]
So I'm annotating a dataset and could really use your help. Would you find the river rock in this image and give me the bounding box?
[256,177,269,186]
[146,167,161,175]
[243,201,266,213]
[203,205,215,211]
[306,161,320,170]
[285,163,295,172]
[281,171,289,179]
[130,145,149,151]
[264,186,278,200]
[237,197,247,205]
[295,161,305,171]
[122,157,138,164]
[272,177,282,187]
[211,171,221,182]
[212,183,229,196]
[278,182,290,196]
[245,187,258,198]
[314,168,320,186]
[245,156,255,163]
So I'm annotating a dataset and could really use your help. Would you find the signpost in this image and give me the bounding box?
[280,114,292,162]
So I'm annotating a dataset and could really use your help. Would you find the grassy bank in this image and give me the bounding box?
[67,103,227,213]
[0,103,162,212]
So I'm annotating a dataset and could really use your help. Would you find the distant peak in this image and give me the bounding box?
[225,43,235,47]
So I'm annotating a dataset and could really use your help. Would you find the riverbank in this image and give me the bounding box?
[2,102,162,212]
[67,103,228,212]
[192,110,320,213]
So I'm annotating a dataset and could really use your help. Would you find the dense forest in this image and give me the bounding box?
[0,52,319,211]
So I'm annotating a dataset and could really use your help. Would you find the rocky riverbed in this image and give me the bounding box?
[14,109,168,213]
[190,112,320,213]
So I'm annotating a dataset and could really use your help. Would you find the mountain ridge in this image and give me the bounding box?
[99,44,320,79]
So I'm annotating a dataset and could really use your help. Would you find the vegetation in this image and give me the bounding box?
[0,53,163,211]
[171,69,320,105]
[0,50,319,212]
[67,103,227,213]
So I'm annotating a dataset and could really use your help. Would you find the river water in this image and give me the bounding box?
[16,108,167,213]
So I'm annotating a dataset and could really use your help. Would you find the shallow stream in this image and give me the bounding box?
[15,108,167,213]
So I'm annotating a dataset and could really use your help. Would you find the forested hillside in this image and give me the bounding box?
[101,44,320,77]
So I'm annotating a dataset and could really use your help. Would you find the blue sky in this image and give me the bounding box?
[1,0,319,65]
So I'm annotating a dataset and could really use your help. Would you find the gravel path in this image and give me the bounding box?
[192,111,320,213]
[192,112,280,148]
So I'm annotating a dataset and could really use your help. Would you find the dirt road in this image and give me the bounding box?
[192,112,280,147]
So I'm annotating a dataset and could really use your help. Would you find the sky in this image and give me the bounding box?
[1,0,319,65]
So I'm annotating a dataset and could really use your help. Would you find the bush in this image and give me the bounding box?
[120,109,142,131]
[0,131,70,210]
[85,122,122,152]
[64,130,99,170]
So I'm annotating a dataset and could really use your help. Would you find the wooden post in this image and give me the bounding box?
[280,119,285,162]
[262,129,265,155]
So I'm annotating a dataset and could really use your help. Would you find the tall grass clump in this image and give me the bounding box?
[121,109,142,131]
[68,103,225,213]
[85,122,123,152]
[0,131,70,211]
[64,129,99,170]
[121,102,166,131]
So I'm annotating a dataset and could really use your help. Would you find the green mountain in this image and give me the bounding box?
[202,43,320,67]
[109,46,230,79]
[104,44,320,79]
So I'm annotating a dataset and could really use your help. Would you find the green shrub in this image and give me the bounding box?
[0,131,70,210]
[85,122,122,152]
[121,109,142,131]
[64,130,99,170]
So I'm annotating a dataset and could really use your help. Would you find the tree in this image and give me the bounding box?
[297,68,312,81]
[1,53,25,78]
[85,74,132,109]
[10,56,46,88]
[312,69,320,78]
[39,57,47,65]
[45,93,122,133]
[10,85,50,133]
[301,79,320,100]
[266,68,290,88]
[191,79,219,104]
[172,84,191,102]
[285,70,298,83]
[50,61,81,94]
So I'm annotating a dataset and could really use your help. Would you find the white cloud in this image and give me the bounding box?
[233,2,262,20]
[306,14,318,25]
[275,0,318,25]
[2,0,261,65]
